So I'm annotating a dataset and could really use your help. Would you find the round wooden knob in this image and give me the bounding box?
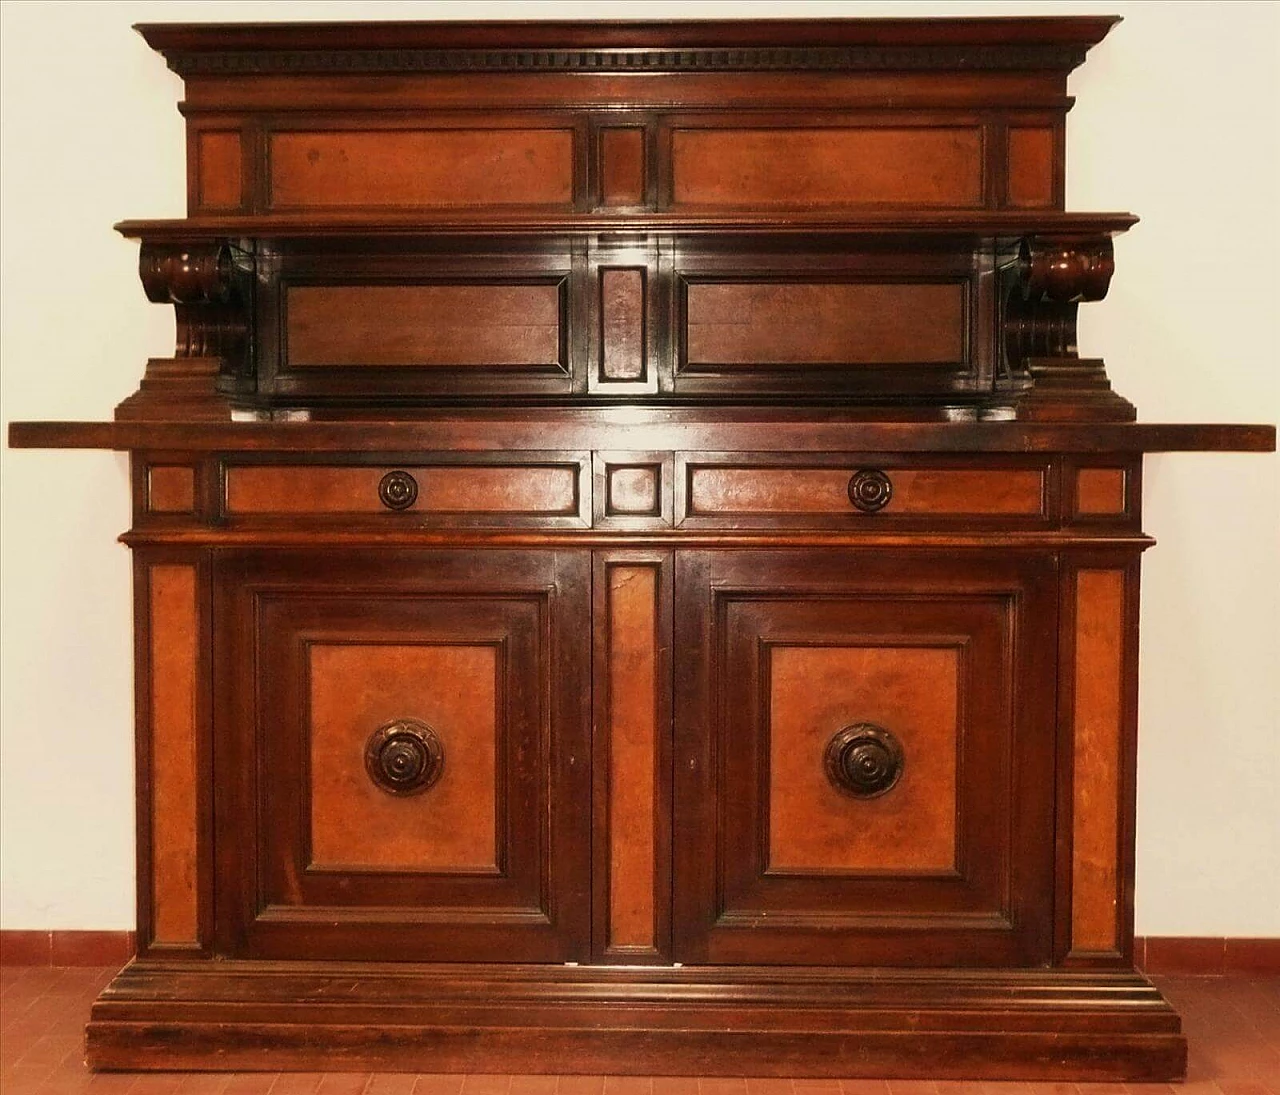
[848,469,893,513]
[364,719,443,796]
[378,470,419,510]
[824,723,904,798]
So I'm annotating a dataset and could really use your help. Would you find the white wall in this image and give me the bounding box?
[1,1,1276,936]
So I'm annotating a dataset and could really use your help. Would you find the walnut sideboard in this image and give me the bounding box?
[7,17,1275,1081]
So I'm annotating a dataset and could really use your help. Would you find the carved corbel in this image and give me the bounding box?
[116,240,253,421]
[1002,235,1135,422]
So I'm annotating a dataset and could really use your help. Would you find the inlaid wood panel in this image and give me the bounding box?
[269,129,575,209]
[768,645,959,872]
[670,127,984,208]
[684,281,966,366]
[1076,467,1128,516]
[286,283,563,368]
[1007,126,1057,209]
[593,552,672,963]
[194,130,242,211]
[606,564,657,948]
[599,127,646,207]
[308,643,497,871]
[1071,569,1126,954]
[147,466,196,514]
[683,464,1046,520]
[224,463,581,517]
[607,466,660,515]
[599,268,646,381]
[148,565,199,946]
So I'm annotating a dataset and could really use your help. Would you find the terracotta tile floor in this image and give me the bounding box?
[1,966,1277,1094]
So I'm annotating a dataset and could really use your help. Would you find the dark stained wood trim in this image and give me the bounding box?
[84,958,1187,1079]
[114,210,1139,240]
[9,419,1275,455]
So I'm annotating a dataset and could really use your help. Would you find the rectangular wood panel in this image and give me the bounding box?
[768,645,959,872]
[671,127,984,208]
[149,565,199,946]
[1071,569,1126,953]
[225,464,580,516]
[269,129,575,208]
[600,127,646,207]
[287,284,563,368]
[684,281,965,366]
[1007,127,1056,208]
[687,466,1045,517]
[308,643,498,871]
[606,564,659,949]
[195,130,242,210]
[600,268,646,381]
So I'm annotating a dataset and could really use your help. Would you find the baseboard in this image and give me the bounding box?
[1135,936,1280,975]
[0,930,135,966]
[3,931,1276,972]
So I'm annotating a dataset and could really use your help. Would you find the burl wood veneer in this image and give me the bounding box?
[7,15,1276,1082]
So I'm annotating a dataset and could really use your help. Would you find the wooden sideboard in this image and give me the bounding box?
[7,17,1275,1081]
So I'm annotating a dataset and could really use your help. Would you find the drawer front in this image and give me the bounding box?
[222,458,589,527]
[674,551,1058,967]
[678,455,1051,527]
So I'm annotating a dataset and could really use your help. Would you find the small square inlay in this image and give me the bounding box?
[607,465,660,516]
[148,466,196,514]
[1076,468,1127,516]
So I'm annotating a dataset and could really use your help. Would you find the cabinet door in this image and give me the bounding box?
[213,549,590,962]
[674,551,1058,967]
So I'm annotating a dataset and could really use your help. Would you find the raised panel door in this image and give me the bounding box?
[674,551,1058,966]
[213,549,591,962]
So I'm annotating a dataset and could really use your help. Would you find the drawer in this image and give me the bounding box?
[222,457,589,527]
[676,455,1052,527]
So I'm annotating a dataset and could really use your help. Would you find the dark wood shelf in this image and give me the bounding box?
[115,211,1139,242]
[10,417,1273,455]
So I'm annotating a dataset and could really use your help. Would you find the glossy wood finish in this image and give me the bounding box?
[1076,466,1128,515]
[12,417,1276,455]
[213,549,591,964]
[1070,568,1129,956]
[307,642,498,871]
[9,14,1276,1081]
[286,283,564,368]
[268,128,576,210]
[767,644,960,872]
[674,552,1057,969]
[145,565,200,947]
[594,553,673,962]
[683,280,966,366]
[145,465,195,513]
[224,461,584,520]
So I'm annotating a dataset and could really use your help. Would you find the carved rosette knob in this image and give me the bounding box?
[848,469,893,513]
[824,723,904,799]
[364,719,443,796]
[378,470,419,510]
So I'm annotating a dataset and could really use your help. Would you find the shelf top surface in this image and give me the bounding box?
[115,211,1140,242]
[136,16,1121,61]
[9,417,1273,456]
